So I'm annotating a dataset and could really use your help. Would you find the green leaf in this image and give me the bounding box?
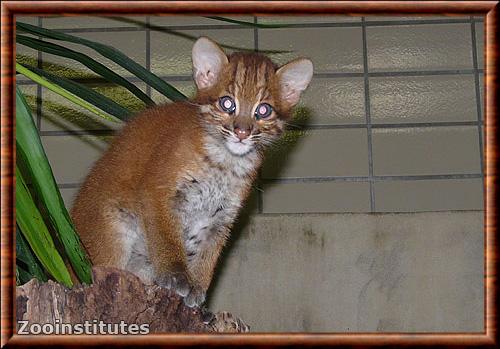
[16,266,21,286]
[17,22,187,102]
[16,33,154,106]
[16,166,73,287]
[16,87,93,284]
[19,62,132,121]
[16,225,48,283]
[205,16,294,28]
[16,63,120,123]
[106,17,289,54]
[17,266,35,285]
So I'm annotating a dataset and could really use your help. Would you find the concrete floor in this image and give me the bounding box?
[208,211,484,332]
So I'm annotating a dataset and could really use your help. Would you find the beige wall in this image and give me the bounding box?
[209,211,483,332]
[16,15,485,332]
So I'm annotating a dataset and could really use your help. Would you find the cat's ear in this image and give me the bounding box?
[276,58,313,108]
[192,37,228,90]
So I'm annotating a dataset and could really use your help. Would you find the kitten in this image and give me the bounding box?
[71,37,313,307]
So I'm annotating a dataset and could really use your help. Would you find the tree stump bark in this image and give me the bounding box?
[16,267,249,334]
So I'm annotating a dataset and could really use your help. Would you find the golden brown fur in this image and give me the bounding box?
[71,37,313,307]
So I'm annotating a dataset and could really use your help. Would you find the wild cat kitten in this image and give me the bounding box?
[71,37,313,307]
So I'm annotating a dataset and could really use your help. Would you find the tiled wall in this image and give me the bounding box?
[16,15,485,214]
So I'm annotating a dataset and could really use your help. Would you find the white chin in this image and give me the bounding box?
[225,140,253,156]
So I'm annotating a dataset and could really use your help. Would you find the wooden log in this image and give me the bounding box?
[16,266,249,334]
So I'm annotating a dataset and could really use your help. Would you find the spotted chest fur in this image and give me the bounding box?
[173,138,258,265]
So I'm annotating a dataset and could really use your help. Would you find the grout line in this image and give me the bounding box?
[40,130,116,137]
[36,17,480,34]
[254,16,263,214]
[258,208,484,215]
[36,17,43,131]
[361,17,375,212]
[262,173,483,183]
[253,16,258,52]
[366,69,481,77]
[57,183,82,189]
[145,16,152,98]
[470,17,485,184]
[38,120,482,137]
[57,173,483,189]
[314,70,484,79]
[289,121,482,130]
[15,68,483,87]
[363,18,479,26]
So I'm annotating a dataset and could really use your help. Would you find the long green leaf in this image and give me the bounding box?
[16,225,48,283]
[19,62,132,121]
[16,166,73,287]
[16,63,119,123]
[106,17,289,54]
[205,16,294,28]
[16,87,93,284]
[17,22,187,102]
[16,33,154,106]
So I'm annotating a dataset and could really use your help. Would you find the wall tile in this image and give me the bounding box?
[150,16,254,26]
[39,31,146,80]
[42,16,146,29]
[240,189,260,217]
[153,79,366,127]
[257,16,360,23]
[16,38,39,82]
[475,22,484,70]
[150,29,254,76]
[41,135,111,184]
[366,24,472,72]
[20,16,485,214]
[40,84,145,132]
[296,77,365,125]
[479,73,484,117]
[262,129,368,179]
[261,181,370,213]
[370,75,477,123]
[365,16,464,22]
[374,178,483,212]
[151,80,196,104]
[372,126,481,176]
[60,187,79,210]
[16,16,39,25]
[259,27,363,73]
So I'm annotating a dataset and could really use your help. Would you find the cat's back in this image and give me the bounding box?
[116,101,201,150]
[75,101,203,198]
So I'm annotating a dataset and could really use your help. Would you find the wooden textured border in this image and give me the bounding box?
[1,1,498,347]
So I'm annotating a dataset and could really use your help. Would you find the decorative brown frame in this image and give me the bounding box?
[1,1,497,347]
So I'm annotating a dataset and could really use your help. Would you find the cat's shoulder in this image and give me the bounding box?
[131,101,200,128]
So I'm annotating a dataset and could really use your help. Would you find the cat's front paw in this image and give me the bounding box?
[157,271,191,297]
[157,272,206,307]
[184,284,206,308]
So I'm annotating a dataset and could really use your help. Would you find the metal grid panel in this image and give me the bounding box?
[18,15,485,213]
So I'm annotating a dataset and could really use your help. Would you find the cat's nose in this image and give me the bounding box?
[234,127,251,141]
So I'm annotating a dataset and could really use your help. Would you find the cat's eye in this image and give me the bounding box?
[254,103,273,119]
[219,96,236,114]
